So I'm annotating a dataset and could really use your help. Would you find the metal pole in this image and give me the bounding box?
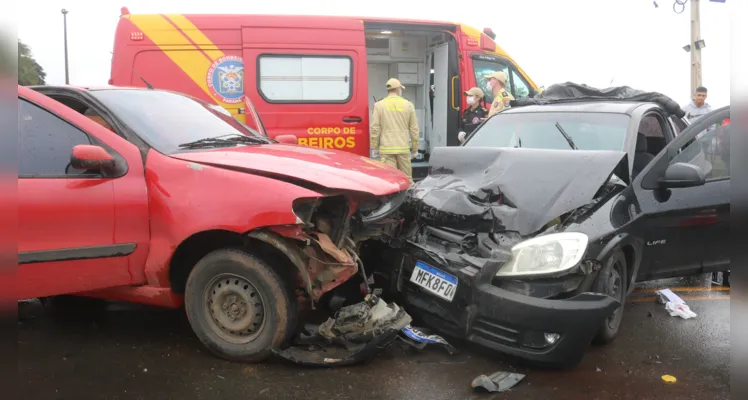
[62,9,69,85]
[690,0,702,94]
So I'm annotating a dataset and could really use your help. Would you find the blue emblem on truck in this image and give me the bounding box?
[207,55,244,104]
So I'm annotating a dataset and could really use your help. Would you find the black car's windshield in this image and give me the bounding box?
[465,112,630,151]
[90,89,269,154]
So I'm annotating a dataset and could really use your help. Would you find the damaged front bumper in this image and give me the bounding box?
[386,243,620,368]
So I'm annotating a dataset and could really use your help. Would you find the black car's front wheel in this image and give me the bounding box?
[592,250,627,345]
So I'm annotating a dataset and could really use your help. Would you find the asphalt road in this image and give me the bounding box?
[18,274,729,400]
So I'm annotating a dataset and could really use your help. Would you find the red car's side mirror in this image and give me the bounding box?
[71,145,116,172]
[274,134,298,145]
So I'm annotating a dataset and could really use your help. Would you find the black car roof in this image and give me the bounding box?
[500,101,657,116]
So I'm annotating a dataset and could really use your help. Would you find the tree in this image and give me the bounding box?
[18,40,46,86]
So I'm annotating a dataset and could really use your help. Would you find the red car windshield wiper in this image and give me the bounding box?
[178,134,269,149]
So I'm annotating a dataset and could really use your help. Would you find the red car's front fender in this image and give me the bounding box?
[143,151,323,286]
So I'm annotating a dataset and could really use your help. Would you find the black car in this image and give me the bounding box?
[363,87,730,368]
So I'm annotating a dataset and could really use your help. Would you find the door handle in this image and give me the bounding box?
[342,116,362,124]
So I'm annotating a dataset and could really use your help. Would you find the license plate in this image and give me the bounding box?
[409,260,458,302]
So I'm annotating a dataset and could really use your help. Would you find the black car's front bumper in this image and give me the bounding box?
[393,247,620,369]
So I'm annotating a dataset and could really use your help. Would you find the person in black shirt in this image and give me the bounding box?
[458,87,488,143]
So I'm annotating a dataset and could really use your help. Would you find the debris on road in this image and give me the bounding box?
[655,288,684,305]
[662,375,677,384]
[272,294,411,367]
[399,324,457,355]
[656,288,697,319]
[665,302,697,319]
[471,371,525,393]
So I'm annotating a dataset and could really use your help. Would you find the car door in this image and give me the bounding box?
[630,107,730,281]
[17,91,135,300]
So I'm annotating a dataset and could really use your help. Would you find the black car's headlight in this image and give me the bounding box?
[360,190,409,224]
[495,232,589,278]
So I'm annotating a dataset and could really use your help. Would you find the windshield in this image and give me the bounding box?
[90,90,267,154]
[465,112,630,151]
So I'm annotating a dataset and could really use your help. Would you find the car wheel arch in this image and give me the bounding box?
[168,229,300,296]
[595,233,641,295]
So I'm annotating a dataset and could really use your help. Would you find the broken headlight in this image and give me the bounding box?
[495,232,588,278]
[292,198,321,225]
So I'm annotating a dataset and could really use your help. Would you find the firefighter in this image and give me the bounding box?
[370,78,420,181]
[458,87,488,143]
[483,70,514,119]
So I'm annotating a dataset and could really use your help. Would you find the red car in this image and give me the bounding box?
[17,85,409,361]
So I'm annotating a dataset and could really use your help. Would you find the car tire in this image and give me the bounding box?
[592,250,627,345]
[184,248,297,362]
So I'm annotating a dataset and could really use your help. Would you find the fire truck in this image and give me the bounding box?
[110,7,540,179]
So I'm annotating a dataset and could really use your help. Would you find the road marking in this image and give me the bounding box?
[633,286,730,293]
[628,294,730,303]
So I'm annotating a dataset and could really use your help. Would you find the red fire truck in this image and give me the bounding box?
[109,7,540,178]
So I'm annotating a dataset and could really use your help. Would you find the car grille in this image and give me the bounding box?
[470,317,521,347]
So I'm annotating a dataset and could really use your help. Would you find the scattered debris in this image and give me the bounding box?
[665,302,697,319]
[471,371,525,393]
[217,375,225,380]
[259,388,270,395]
[662,374,677,384]
[399,325,457,355]
[647,311,653,318]
[656,289,697,319]
[272,294,411,367]
[656,288,684,305]
[596,367,602,372]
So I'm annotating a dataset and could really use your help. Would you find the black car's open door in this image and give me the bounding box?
[630,107,730,281]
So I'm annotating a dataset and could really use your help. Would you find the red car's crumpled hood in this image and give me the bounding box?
[171,144,411,196]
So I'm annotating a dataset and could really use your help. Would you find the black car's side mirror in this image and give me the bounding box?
[658,162,705,189]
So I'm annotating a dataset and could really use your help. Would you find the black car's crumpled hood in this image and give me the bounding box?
[406,147,627,236]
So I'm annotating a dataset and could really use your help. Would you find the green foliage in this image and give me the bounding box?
[18,39,46,86]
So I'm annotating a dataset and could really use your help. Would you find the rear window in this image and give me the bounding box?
[465,112,630,151]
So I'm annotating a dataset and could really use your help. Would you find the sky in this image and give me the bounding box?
[15,0,733,108]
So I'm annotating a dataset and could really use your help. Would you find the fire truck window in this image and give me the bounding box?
[258,55,353,103]
[18,98,92,177]
[510,70,531,99]
[472,59,509,104]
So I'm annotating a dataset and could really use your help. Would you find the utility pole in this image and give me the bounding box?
[62,9,69,85]
[690,0,702,94]
[669,0,726,94]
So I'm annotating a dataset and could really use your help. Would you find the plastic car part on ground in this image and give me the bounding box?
[399,324,458,355]
[656,288,697,319]
[471,371,526,393]
[665,302,698,319]
[272,294,412,367]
